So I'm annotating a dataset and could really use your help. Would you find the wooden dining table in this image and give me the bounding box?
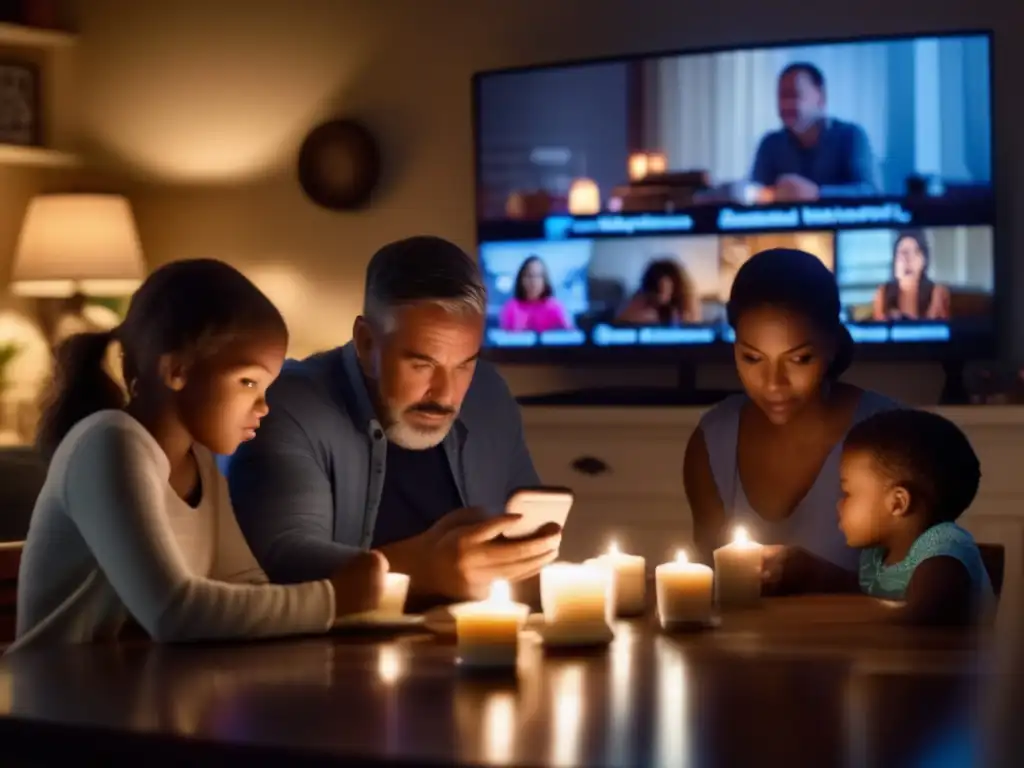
[0,595,990,767]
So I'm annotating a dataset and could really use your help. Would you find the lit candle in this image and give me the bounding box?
[713,526,763,609]
[646,152,667,175]
[587,541,646,617]
[628,152,649,182]
[567,178,600,215]
[541,562,612,628]
[379,573,410,615]
[451,580,530,669]
[350,572,410,620]
[655,549,714,628]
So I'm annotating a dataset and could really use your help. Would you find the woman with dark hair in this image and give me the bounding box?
[11,259,386,651]
[871,230,951,321]
[498,255,572,332]
[615,258,701,325]
[683,249,898,585]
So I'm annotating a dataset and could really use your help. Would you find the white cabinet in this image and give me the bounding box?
[522,405,1024,589]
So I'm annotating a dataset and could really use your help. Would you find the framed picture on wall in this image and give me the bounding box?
[0,61,40,146]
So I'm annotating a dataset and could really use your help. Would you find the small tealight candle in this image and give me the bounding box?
[587,541,646,617]
[655,549,714,629]
[628,152,649,182]
[713,526,763,609]
[350,572,410,620]
[451,580,530,670]
[646,152,667,175]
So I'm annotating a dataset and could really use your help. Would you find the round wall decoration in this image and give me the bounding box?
[297,119,381,211]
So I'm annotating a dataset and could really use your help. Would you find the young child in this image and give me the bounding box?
[10,259,386,652]
[764,408,993,625]
[838,407,993,625]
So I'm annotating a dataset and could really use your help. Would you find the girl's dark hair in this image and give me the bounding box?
[513,255,553,301]
[726,248,853,380]
[639,258,693,324]
[37,259,287,460]
[883,229,933,317]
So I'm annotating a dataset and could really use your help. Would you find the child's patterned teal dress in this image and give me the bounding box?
[858,522,994,600]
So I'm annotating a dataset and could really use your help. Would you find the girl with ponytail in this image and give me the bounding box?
[36,329,123,460]
[683,248,900,586]
[12,259,386,651]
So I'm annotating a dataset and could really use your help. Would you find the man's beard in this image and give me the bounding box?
[384,401,457,450]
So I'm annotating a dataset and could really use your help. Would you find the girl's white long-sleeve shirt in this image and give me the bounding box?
[10,410,336,652]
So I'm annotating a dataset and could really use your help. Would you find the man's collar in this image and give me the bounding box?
[787,116,832,138]
[338,341,469,440]
[340,342,380,434]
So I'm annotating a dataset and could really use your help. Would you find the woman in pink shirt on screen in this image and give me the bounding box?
[498,255,573,332]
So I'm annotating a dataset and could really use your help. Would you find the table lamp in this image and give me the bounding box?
[9,194,145,344]
[567,178,600,215]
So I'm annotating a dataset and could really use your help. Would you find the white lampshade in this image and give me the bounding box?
[567,178,600,216]
[646,152,667,175]
[10,194,145,298]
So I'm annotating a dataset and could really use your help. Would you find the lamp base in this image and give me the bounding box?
[0,395,22,446]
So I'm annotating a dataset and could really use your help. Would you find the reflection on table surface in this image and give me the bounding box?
[0,596,991,767]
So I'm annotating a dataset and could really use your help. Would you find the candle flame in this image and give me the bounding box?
[608,541,620,556]
[489,579,511,604]
[733,526,750,544]
[675,549,689,564]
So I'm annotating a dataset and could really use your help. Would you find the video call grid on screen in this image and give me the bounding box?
[479,224,995,353]
[472,31,994,244]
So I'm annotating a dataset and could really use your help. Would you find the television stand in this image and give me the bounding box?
[515,362,738,407]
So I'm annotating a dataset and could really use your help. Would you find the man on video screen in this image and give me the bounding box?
[750,63,878,202]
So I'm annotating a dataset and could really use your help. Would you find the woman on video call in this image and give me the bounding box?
[498,255,573,332]
[684,249,898,580]
[871,230,951,321]
[616,259,701,326]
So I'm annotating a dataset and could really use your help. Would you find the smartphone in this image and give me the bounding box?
[503,486,574,540]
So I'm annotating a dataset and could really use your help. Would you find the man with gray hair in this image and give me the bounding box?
[224,236,561,604]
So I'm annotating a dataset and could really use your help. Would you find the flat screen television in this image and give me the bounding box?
[471,31,997,366]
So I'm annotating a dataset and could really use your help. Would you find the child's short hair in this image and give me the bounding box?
[843,408,980,522]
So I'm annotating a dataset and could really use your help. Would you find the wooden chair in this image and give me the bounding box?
[978,543,1004,596]
[0,541,22,644]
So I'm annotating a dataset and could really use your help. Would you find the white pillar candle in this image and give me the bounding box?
[581,558,617,625]
[713,526,763,609]
[655,549,714,628]
[628,152,649,182]
[587,541,646,617]
[540,562,611,627]
[451,580,530,669]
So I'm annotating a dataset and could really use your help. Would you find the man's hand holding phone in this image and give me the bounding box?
[380,506,563,602]
[431,509,562,600]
